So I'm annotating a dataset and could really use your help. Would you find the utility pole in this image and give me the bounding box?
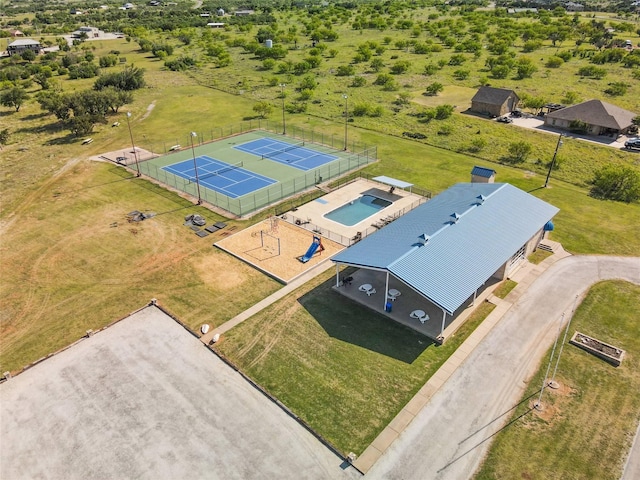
[190,132,202,205]
[343,94,348,151]
[126,112,140,177]
[279,83,286,135]
[544,133,563,188]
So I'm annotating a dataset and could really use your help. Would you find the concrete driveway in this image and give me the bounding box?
[366,255,640,480]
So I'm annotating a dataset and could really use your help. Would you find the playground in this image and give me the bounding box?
[215,217,344,283]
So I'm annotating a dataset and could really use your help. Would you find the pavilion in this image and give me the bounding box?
[331,182,559,341]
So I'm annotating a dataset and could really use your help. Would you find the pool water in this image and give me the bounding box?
[324,194,392,226]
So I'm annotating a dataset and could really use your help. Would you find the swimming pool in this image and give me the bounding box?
[324,194,392,226]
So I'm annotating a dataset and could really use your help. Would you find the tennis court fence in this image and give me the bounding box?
[139,120,372,158]
[136,125,377,217]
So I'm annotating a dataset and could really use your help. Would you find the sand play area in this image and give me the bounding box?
[215,217,344,283]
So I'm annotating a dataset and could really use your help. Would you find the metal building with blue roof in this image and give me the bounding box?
[332,183,559,341]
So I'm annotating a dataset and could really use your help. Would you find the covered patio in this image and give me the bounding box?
[333,268,500,342]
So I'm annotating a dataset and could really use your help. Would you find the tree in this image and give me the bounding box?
[252,101,273,118]
[515,58,537,79]
[434,104,454,120]
[591,165,640,203]
[424,82,443,96]
[507,141,532,163]
[94,65,145,91]
[1,87,29,112]
[369,58,384,72]
[20,49,36,62]
[389,60,410,74]
[0,128,9,149]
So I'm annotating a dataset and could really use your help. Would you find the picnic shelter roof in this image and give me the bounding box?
[332,183,559,314]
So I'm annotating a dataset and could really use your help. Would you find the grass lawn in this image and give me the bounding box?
[474,280,640,480]
[215,269,496,455]
[0,161,280,373]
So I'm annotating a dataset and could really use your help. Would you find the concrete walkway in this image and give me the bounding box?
[200,258,336,343]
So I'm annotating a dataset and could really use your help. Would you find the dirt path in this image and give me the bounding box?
[140,100,156,121]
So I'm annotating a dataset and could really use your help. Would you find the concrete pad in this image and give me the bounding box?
[0,306,359,480]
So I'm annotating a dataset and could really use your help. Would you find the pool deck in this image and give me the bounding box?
[286,179,425,242]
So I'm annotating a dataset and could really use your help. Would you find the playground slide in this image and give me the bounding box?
[300,237,322,263]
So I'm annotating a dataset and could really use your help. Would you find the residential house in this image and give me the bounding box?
[544,99,637,136]
[470,87,520,117]
[7,39,41,57]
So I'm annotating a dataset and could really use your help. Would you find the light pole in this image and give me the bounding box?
[190,132,202,205]
[544,133,563,188]
[126,112,140,177]
[342,94,348,151]
[279,83,286,135]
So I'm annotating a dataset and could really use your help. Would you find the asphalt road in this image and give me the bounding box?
[367,255,640,480]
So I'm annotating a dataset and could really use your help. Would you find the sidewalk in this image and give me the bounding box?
[200,258,336,344]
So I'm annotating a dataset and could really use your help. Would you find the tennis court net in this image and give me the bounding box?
[261,141,305,161]
[188,161,243,183]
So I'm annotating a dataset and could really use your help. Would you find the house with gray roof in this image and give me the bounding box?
[470,86,519,117]
[544,99,637,136]
[7,39,41,57]
[332,183,558,341]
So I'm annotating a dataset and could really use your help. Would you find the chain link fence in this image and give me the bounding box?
[135,122,377,217]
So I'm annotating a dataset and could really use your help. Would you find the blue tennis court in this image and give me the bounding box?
[162,156,276,199]
[233,138,338,171]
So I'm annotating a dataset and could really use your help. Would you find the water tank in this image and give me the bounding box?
[217,8,225,16]
[265,39,273,48]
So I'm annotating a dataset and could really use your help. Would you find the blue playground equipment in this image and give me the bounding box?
[299,236,324,263]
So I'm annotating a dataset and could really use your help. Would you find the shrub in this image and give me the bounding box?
[577,65,607,79]
[390,60,411,74]
[437,124,453,135]
[352,103,370,116]
[569,119,589,133]
[591,165,640,203]
[453,69,470,80]
[350,76,366,87]
[604,82,628,96]
[434,104,454,120]
[468,137,487,153]
[546,56,564,68]
[506,141,532,163]
[424,82,443,96]
[336,65,355,76]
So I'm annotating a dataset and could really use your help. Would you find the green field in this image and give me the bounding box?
[1,2,640,476]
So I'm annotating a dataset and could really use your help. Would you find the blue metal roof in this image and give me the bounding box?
[471,166,496,178]
[332,183,559,314]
